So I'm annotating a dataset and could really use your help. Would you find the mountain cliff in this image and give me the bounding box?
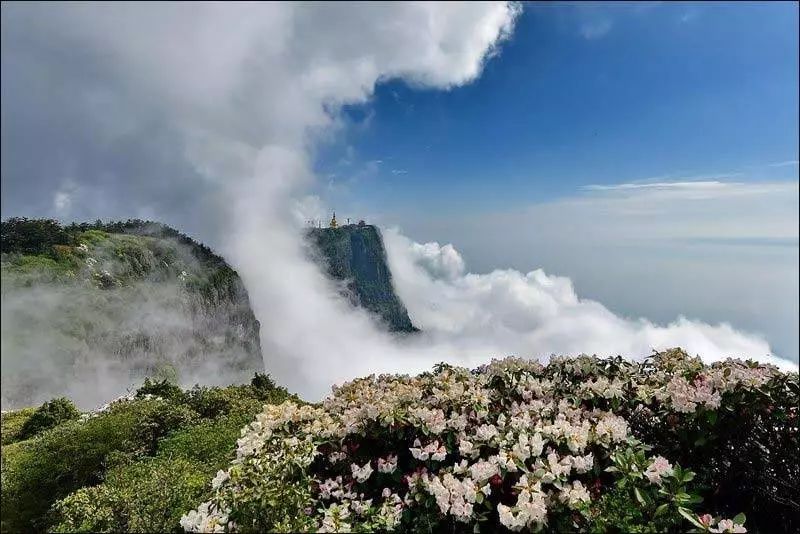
[306,223,417,333]
[0,218,264,408]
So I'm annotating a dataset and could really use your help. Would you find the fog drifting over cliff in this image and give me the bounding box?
[2,2,796,403]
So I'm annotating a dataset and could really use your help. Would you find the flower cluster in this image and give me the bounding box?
[696,513,748,533]
[180,351,781,532]
[644,456,673,485]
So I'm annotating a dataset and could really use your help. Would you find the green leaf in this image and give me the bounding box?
[733,513,746,525]
[634,487,645,504]
[654,503,670,517]
[687,493,704,504]
[682,472,695,482]
[678,507,705,529]
[706,410,718,425]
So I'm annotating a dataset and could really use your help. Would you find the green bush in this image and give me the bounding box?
[0,398,192,531]
[5,376,293,532]
[136,377,185,402]
[50,416,257,533]
[1,407,36,445]
[250,372,288,402]
[53,456,209,533]
[185,385,262,420]
[17,398,80,441]
[131,401,197,456]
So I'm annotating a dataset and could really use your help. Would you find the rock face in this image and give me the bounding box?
[306,224,417,333]
[0,218,264,408]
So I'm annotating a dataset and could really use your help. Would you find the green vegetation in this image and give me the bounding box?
[16,398,80,442]
[0,408,36,446]
[0,218,75,255]
[1,348,796,534]
[1,374,295,533]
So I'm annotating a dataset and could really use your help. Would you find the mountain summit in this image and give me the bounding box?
[306,223,417,333]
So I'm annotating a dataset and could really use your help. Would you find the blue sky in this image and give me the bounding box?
[310,2,799,361]
[316,2,799,216]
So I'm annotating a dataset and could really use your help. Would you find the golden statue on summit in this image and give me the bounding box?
[329,211,338,228]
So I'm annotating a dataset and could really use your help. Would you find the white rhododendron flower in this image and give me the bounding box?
[351,461,374,483]
[711,518,747,533]
[645,456,674,485]
[211,470,229,490]
[560,480,591,508]
[377,454,398,474]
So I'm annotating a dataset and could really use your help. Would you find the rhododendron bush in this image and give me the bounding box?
[182,350,798,533]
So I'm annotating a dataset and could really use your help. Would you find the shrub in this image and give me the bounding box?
[46,380,291,533]
[1,407,36,445]
[0,397,193,531]
[136,377,185,402]
[185,386,260,420]
[624,350,799,532]
[131,401,197,456]
[183,351,794,533]
[17,398,80,441]
[53,456,209,533]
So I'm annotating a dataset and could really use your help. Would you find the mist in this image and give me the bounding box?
[1,3,796,406]
[1,234,261,409]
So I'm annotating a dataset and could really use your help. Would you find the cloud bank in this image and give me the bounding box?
[2,2,795,404]
[385,230,792,370]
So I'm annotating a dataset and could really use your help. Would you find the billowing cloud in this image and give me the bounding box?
[1,2,521,233]
[385,230,793,372]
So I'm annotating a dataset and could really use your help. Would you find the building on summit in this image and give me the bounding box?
[329,211,338,228]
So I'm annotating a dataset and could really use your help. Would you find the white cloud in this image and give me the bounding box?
[582,180,737,192]
[578,179,799,211]
[405,240,466,281]
[580,19,613,40]
[389,176,799,364]
[53,191,71,212]
[384,230,794,374]
[768,160,800,168]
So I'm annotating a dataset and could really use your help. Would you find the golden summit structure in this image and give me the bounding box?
[329,211,338,228]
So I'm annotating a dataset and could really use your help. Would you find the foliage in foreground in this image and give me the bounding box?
[2,351,796,533]
[183,350,797,533]
[0,374,294,533]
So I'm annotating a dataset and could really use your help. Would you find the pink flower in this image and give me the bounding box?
[644,456,673,485]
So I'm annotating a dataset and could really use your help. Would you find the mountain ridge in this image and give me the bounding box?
[0,217,264,408]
